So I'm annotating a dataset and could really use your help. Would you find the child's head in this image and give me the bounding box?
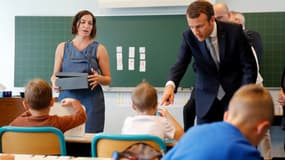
[131,81,157,114]
[224,84,274,146]
[24,78,53,110]
[226,84,274,125]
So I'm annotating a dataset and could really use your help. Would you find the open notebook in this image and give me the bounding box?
[49,102,85,136]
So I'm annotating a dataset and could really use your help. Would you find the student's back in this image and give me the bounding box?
[9,78,87,133]
[122,114,175,140]
[121,81,183,141]
[162,84,274,160]
[163,122,260,160]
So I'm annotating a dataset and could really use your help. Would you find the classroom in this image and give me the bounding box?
[0,0,285,159]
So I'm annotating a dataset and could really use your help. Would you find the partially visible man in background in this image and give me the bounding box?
[230,10,272,160]
[214,2,231,22]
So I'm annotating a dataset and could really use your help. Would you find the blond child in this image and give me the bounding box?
[121,81,183,141]
[162,84,274,160]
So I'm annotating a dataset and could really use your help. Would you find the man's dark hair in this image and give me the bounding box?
[186,1,214,21]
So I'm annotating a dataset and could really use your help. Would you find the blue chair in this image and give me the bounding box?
[0,126,66,155]
[91,134,167,157]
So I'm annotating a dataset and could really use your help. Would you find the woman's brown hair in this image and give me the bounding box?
[72,10,96,39]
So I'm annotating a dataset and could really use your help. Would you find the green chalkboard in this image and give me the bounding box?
[244,12,285,87]
[15,16,73,87]
[15,15,194,88]
[14,13,285,88]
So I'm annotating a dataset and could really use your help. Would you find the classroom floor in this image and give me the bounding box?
[268,126,285,159]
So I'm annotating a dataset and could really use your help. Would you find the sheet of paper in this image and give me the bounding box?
[116,53,123,70]
[128,58,135,70]
[116,46,122,53]
[140,53,145,60]
[129,47,135,58]
[139,60,146,72]
[139,46,146,53]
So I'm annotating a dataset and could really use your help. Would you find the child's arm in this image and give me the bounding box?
[278,88,285,106]
[62,98,82,108]
[60,98,87,124]
[158,107,184,141]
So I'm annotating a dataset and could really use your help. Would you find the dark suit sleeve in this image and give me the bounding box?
[239,29,258,85]
[282,66,285,92]
[244,29,263,65]
[167,31,192,92]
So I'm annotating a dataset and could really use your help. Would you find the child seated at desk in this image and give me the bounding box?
[121,81,184,141]
[10,78,87,133]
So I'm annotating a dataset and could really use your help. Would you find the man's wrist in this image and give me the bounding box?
[165,81,175,89]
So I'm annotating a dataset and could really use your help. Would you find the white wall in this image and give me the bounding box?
[216,0,285,13]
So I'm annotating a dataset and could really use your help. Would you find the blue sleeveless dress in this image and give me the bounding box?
[58,40,105,133]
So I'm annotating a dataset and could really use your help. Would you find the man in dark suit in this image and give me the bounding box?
[230,11,263,65]
[182,87,196,131]
[231,11,273,160]
[182,2,235,131]
[161,1,257,124]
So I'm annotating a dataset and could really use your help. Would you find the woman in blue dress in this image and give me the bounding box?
[278,66,285,129]
[51,10,112,133]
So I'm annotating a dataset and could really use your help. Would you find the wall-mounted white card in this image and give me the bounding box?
[129,47,135,58]
[140,53,145,60]
[139,60,146,72]
[116,53,123,70]
[128,58,135,70]
[139,46,145,53]
[116,46,123,53]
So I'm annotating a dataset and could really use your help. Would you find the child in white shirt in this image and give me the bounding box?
[121,81,183,141]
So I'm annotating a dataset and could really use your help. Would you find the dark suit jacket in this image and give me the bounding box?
[168,21,257,118]
[281,67,285,93]
[244,29,263,65]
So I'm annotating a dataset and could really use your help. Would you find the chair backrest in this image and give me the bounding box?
[0,126,66,155]
[91,134,166,157]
